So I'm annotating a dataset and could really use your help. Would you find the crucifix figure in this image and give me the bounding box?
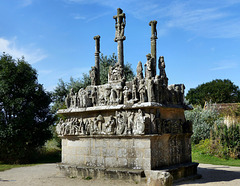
[113,8,126,67]
[113,8,126,41]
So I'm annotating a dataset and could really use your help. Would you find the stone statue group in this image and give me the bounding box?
[56,109,146,136]
[65,54,185,110]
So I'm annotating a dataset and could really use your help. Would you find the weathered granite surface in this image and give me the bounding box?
[57,8,199,185]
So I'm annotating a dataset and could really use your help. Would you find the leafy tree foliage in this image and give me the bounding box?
[52,53,135,112]
[186,79,240,106]
[0,53,54,163]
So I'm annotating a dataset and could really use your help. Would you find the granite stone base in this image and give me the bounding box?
[58,162,200,185]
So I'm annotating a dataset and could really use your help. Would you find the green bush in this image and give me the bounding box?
[212,124,240,159]
[185,105,223,144]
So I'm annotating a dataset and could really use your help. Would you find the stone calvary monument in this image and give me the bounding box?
[57,8,199,185]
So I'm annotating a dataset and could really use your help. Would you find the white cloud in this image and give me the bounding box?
[210,61,238,71]
[21,0,33,7]
[64,0,240,38]
[73,14,86,20]
[0,37,47,64]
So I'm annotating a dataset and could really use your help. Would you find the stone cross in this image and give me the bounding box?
[113,8,126,67]
[149,20,158,77]
[93,35,100,85]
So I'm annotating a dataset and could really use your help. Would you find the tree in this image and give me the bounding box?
[186,79,240,106]
[0,53,54,163]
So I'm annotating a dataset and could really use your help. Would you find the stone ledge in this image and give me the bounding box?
[57,102,191,114]
[57,163,145,183]
[59,133,192,140]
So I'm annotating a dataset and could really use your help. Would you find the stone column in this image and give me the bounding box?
[93,35,100,85]
[149,20,158,77]
[113,8,126,67]
[117,40,124,67]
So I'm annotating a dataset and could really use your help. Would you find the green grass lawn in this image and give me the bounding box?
[192,146,240,167]
[0,163,35,172]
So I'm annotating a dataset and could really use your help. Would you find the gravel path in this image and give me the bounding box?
[0,163,239,186]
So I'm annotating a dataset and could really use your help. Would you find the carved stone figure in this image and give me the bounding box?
[108,63,124,82]
[79,118,84,134]
[145,54,153,79]
[99,94,105,106]
[127,111,134,134]
[123,86,130,104]
[131,77,138,102]
[91,87,97,106]
[69,88,76,107]
[146,78,156,102]
[97,115,104,133]
[134,109,146,135]
[82,90,88,107]
[116,85,123,104]
[110,89,118,104]
[138,79,146,103]
[159,56,168,87]
[90,66,97,86]
[116,111,127,135]
[65,94,70,108]
[85,119,90,135]
[136,61,143,80]
[90,118,99,135]
[105,115,116,135]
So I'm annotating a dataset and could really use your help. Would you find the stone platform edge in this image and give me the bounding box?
[57,162,200,185]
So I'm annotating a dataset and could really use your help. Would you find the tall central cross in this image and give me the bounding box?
[113,8,126,67]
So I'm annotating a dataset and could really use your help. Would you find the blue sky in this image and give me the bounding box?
[0,0,240,93]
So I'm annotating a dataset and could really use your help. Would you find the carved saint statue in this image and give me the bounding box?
[90,66,97,86]
[135,109,146,135]
[91,87,97,106]
[105,115,116,135]
[138,79,146,103]
[159,56,166,78]
[116,111,127,135]
[145,54,153,79]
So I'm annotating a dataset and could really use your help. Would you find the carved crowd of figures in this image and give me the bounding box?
[67,54,185,109]
[56,109,146,136]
